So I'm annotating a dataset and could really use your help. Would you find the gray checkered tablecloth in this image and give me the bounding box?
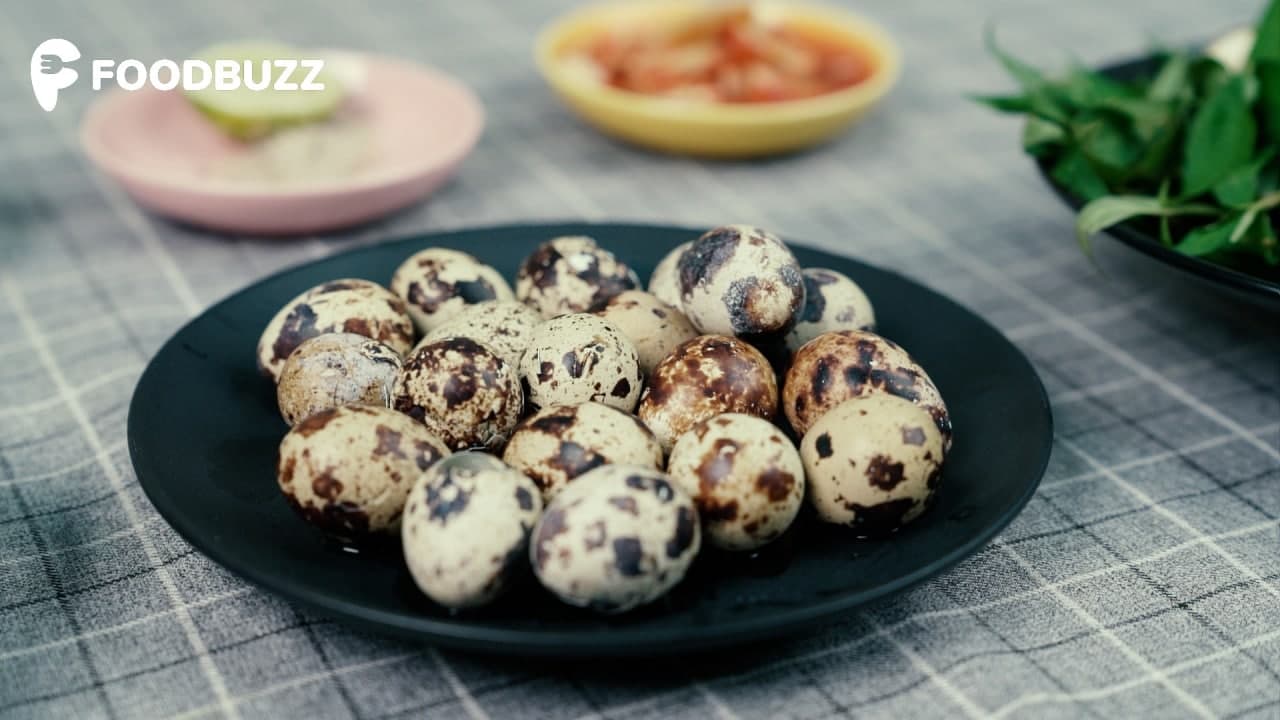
[2,0,1278,717]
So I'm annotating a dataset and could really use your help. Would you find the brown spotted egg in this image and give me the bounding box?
[530,465,700,613]
[402,452,542,609]
[637,335,778,453]
[594,290,698,375]
[390,248,514,333]
[275,333,402,426]
[783,330,951,448]
[799,395,944,536]
[677,225,805,337]
[648,241,692,308]
[392,337,523,451]
[785,268,876,352]
[516,236,639,318]
[257,279,415,382]
[518,314,643,413]
[667,413,804,551]
[277,405,450,536]
[502,402,664,501]
[420,300,541,370]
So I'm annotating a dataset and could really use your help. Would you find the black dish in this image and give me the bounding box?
[1034,55,1280,310]
[128,223,1052,657]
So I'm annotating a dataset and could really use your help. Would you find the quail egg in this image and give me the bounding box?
[783,330,951,448]
[518,314,643,413]
[276,333,402,426]
[785,268,876,352]
[648,241,691,308]
[667,413,804,551]
[390,248,514,333]
[257,278,415,382]
[420,300,541,370]
[401,452,542,609]
[530,465,700,613]
[677,225,805,337]
[393,337,523,451]
[799,395,945,536]
[502,402,664,501]
[638,335,778,453]
[277,404,450,536]
[516,236,639,318]
[594,290,698,375]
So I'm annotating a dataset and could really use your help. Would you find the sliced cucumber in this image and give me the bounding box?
[185,42,345,140]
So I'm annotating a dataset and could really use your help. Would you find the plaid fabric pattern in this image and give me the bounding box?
[2,0,1278,717]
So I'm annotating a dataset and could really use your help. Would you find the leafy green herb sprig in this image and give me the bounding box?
[977,0,1280,270]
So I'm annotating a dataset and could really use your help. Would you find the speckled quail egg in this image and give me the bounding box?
[531,465,700,613]
[594,290,698,375]
[419,300,541,370]
[785,268,876,352]
[503,402,664,501]
[648,241,692,308]
[667,413,804,551]
[392,337,523,451]
[390,248,514,333]
[401,452,542,609]
[799,395,945,536]
[276,333,402,426]
[783,330,951,448]
[516,236,639,318]
[257,279,415,382]
[518,314,643,413]
[277,404,450,536]
[677,225,805,337]
[637,335,778,453]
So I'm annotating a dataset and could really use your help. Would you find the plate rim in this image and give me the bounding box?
[127,221,1053,656]
[1031,55,1280,304]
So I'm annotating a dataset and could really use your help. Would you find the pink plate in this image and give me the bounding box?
[80,54,484,235]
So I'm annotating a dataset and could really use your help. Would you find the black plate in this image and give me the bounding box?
[1034,56,1280,310]
[128,223,1052,657]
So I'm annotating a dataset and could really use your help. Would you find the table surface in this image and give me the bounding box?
[2,0,1278,718]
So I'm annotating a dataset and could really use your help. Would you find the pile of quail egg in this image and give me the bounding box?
[258,225,950,614]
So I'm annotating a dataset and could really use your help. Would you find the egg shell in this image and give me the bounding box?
[785,268,876,352]
[516,235,639,318]
[502,402,664,501]
[783,330,951,447]
[799,395,944,536]
[276,333,402,426]
[637,335,778,453]
[648,241,692,308]
[518,313,644,413]
[530,464,700,613]
[420,300,541,370]
[277,404,450,536]
[401,452,542,609]
[390,248,514,333]
[667,413,805,551]
[392,337,523,451]
[257,278,415,382]
[594,290,698,375]
[677,225,805,337]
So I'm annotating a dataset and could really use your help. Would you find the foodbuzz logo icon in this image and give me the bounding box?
[31,38,327,112]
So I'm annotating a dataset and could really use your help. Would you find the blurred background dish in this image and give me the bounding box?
[536,0,900,158]
[80,53,483,235]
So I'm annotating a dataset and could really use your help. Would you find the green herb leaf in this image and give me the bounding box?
[1251,0,1280,64]
[1061,65,1138,106]
[1148,52,1190,101]
[970,94,1032,113]
[1076,195,1221,254]
[1256,61,1280,145]
[1212,151,1274,207]
[1181,75,1256,197]
[1022,116,1065,156]
[1051,148,1111,202]
[1176,214,1241,257]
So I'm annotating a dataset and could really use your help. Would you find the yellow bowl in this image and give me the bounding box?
[534,0,901,158]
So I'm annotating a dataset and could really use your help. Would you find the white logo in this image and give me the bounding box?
[31,38,80,112]
[30,38,327,112]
